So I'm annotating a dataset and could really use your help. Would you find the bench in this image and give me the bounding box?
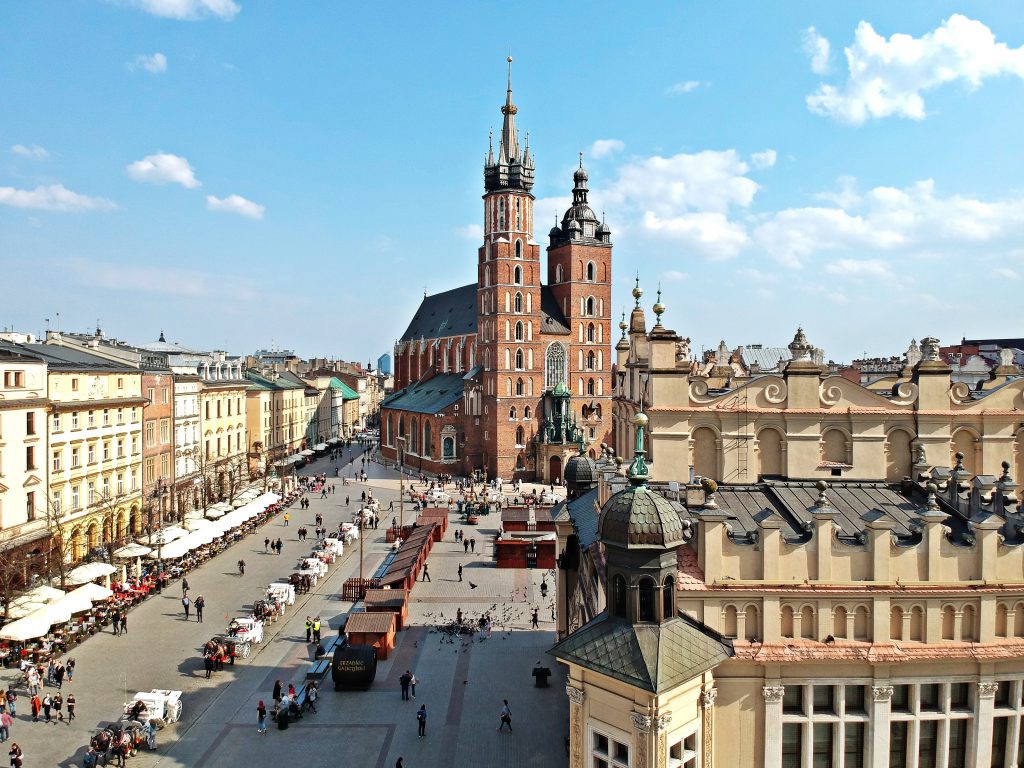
[306,659,331,680]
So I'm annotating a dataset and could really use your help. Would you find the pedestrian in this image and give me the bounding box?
[264,537,270,552]
[112,611,121,636]
[312,618,322,644]
[410,672,417,698]
[7,743,23,767]
[463,539,469,554]
[498,699,513,732]
[54,662,65,689]
[195,595,205,623]
[147,718,158,750]
[416,704,426,737]
[305,617,312,643]
[345,495,350,506]
[276,538,283,555]
[66,693,76,722]
[182,595,191,620]
[182,577,190,595]
[421,563,430,582]
[203,654,213,679]
[272,680,282,706]
[66,658,75,683]
[120,609,128,634]
[284,512,290,527]
[53,692,63,722]
[470,537,476,553]
[41,693,51,723]
[0,710,11,742]
[29,694,40,722]
[6,691,16,717]
[257,700,267,734]
[306,681,318,713]
[46,660,55,686]
[531,609,539,629]
[457,564,464,584]
[399,670,411,700]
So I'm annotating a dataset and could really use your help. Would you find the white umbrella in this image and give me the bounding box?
[4,600,48,620]
[204,507,227,519]
[51,591,93,616]
[138,526,187,546]
[20,585,65,603]
[32,601,72,626]
[66,562,117,586]
[155,538,191,560]
[210,502,233,512]
[183,517,212,532]
[69,582,114,601]
[114,543,153,558]
[0,610,54,641]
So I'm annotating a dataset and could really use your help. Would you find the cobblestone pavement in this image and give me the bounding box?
[1,445,568,768]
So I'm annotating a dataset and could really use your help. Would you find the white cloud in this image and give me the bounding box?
[206,194,264,219]
[0,184,116,212]
[456,224,483,240]
[825,258,893,279]
[590,139,624,159]
[642,211,748,259]
[750,150,777,169]
[126,153,200,188]
[10,144,50,159]
[126,0,240,20]
[807,14,1024,124]
[129,52,167,73]
[666,80,702,95]
[995,267,1020,280]
[802,26,832,75]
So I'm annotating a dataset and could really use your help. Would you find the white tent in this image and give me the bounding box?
[5,600,48,620]
[209,502,233,512]
[0,610,54,641]
[69,582,113,601]
[219,511,247,530]
[183,517,213,532]
[32,600,72,626]
[138,526,188,546]
[50,590,93,616]
[154,537,192,560]
[20,585,65,603]
[114,543,153,559]
[66,562,117,586]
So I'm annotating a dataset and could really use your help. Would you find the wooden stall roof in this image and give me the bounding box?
[501,506,558,523]
[380,523,437,585]
[364,589,407,609]
[344,611,396,635]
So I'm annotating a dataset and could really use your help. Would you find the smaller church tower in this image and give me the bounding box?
[551,412,733,768]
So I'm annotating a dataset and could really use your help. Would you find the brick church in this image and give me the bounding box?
[380,59,613,482]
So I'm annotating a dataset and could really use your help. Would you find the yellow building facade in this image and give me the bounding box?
[197,359,248,502]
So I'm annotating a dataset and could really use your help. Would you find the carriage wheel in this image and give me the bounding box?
[168,701,182,723]
[240,643,251,659]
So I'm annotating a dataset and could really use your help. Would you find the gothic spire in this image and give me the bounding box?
[499,56,519,165]
[484,56,535,193]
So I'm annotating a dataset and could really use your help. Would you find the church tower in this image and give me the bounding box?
[477,58,543,479]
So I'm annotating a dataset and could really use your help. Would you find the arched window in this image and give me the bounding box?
[484,266,490,287]
[612,575,627,618]
[638,578,656,622]
[386,415,393,446]
[498,198,505,230]
[514,293,522,313]
[410,418,419,453]
[516,426,525,445]
[514,266,522,285]
[515,349,524,369]
[515,378,524,396]
[663,575,675,619]
[587,378,595,396]
[515,321,524,341]
[515,199,521,230]
[586,297,595,316]
[524,405,531,419]
[515,239,522,258]
[587,351,595,370]
[586,262,596,281]
[442,436,455,459]
[509,406,516,420]
[545,343,566,390]
[423,421,432,458]
[555,264,563,283]
[723,606,738,638]
[398,416,405,442]
[587,323,595,342]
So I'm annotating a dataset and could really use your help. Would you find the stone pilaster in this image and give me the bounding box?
[975,681,998,768]
[701,688,718,768]
[567,685,585,768]
[870,685,893,768]
[763,685,785,768]
[631,712,653,768]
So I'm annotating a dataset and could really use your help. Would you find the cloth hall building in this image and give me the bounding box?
[381,62,613,481]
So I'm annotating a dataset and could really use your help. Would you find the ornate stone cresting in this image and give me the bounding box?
[788,327,812,362]
[978,681,1000,699]
[763,685,786,703]
[871,685,894,702]
[653,713,672,732]
[565,684,585,706]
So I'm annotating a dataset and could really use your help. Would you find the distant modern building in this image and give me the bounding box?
[377,353,391,376]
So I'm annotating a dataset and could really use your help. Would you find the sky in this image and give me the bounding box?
[2,1,1024,364]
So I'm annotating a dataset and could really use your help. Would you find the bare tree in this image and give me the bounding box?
[224,453,249,502]
[40,495,78,591]
[0,542,29,622]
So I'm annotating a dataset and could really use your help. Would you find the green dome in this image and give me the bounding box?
[598,485,685,548]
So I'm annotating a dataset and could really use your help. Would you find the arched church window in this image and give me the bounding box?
[555,264,563,283]
[515,349,524,369]
[524,405,531,419]
[587,323,595,342]
[515,321,524,341]
[587,378,595,396]
[545,343,566,390]
[484,266,490,287]
[442,436,455,459]
[516,426,524,445]
[498,198,505,230]
[509,407,516,420]
[514,293,522,313]
[515,378,524,396]
[663,575,675,619]
[612,575,627,618]
[586,297,595,316]
[423,421,431,458]
[587,351,595,370]
[638,578,656,622]
[410,418,419,453]
[515,239,522,259]
[515,199,521,230]
[514,266,522,285]
[586,261,596,281]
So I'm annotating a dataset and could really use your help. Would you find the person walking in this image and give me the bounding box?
[272,680,283,707]
[275,538,283,555]
[147,718,158,750]
[531,609,539,629]
[283,512,290,527]
[66,693,76,722]
[306,681,318,713]
[264,537,270,552]
[410,672,417,698]
[29,694,40,722]
[498,699,513,732]
[41,693,52,723]
[470,537,476,553]
[111,611,121,636]
[0,710,11,743]
[463,538,469,554]
[119,609,128,635]
[195,595,205,623]
[6,691,16,717]
[52,692,63,722]
[203,653,214,679]
[66,658,75,683]
[54,662,65,690]
[396,759,404,768]
[257,700,268,734]
[421,563,430,582]
[416,704,426,737]
[458,564,463,582]
[7,743,23,767]
[182,577,190,595]
[399,670,411,701]
[182,595,191,620]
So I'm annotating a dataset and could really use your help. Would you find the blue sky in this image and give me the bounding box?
[2,1,1024,364]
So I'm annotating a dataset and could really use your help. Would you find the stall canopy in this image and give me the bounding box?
[70,582,113,602]
[66,562,117,585]
[21,585,65,603]
[210,502,234,512]
[300,449,315,457]
[51,590,93,616]
[327,437,340,445]
[138,526,188,547]
[183,517,213,532]
[314,443,328,452]
[114,543,153,559]
[204,507,228,519]
[0,610,54,641]
[5,600,48,620]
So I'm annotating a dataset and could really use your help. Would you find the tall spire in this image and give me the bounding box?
[499,55,519,164]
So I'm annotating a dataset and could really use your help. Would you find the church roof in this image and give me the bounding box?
[398,282,570,343]
[382,373,466,415]
[549,611,733,693]
[328,377,360,400]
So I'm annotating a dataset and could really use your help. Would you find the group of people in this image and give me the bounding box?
[263,537,285,555]
[201,639,232,677]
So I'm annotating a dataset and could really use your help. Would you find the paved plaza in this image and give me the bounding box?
[1,445,567,768]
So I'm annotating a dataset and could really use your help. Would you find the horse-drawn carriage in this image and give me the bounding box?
[123,689,182,726]
[207,633,247,662]
[228,616,264,644]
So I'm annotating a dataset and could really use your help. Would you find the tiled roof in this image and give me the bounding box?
[600,485,687,548]
[539,286,571,335]
[740,346,790,372]
[549,612,733,693]
[399,284,478,343]
[676,546,706,590]
[328,377,360,400]
[501,506,557,523]
[344,611,395,635]
[363,589,406,609]
[382,373,466,415]
[559,487,602,549]
[770,482,924,540]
